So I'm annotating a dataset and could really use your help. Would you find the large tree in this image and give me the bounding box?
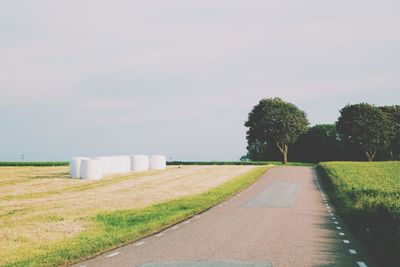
[245,98,309,164]
[337,103,395,161]
[380,105,400,160]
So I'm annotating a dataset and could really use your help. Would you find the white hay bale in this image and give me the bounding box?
[120,155,131,173]
[93,157,111,175]
[80,159,103,180]
[131,155,149,172]
[150,155,166,170]
[69,157,90,178]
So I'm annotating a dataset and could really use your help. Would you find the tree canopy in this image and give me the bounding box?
[245,98,309,164]
[336,103,395,161]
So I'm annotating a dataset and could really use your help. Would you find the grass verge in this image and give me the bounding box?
[317,161,400,266]
[4,165,272,267]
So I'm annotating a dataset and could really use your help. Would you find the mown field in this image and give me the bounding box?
[317,161,400,266]
[0,165,271,266]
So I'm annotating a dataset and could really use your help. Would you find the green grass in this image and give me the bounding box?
[317,161,400,266]
[5,165,272,267]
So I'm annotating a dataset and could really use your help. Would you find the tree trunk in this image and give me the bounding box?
[365,151,376,162]
[277,142,289,164]
[283,145,288,164]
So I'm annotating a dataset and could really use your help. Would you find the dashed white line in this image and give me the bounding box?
[339,232,345,236]
[343,239,350,244]
[332,217,337,220]
[134,241,145,246]
[349,249,357,254]
[336,226,342,230]
[106,252,121,258]
[334,221,339,224]
[357,261,367,267]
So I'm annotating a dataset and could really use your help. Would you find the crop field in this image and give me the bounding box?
[0,165,270,266]
[317,161,400,265]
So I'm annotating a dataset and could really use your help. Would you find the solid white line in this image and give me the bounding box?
[357,261,367,267]
[339,232,345,236]
[343,239,350,244]
[135,241,145,246]
[106,252,120,258]
[349,249,357,254]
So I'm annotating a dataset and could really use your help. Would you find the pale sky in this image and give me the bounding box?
[1,1,399,161]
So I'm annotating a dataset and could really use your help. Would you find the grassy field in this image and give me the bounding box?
[0,165,272,266]
[317,161,400,266]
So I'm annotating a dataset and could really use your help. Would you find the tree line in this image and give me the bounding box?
[244,98,400,163]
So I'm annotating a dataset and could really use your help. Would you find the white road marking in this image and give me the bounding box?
[106,252,120,258]
[357,261,367,267]
[334,221,339,224]
[339,232,345,236]
[135,241,145,246]
[332,217,337,220]
[349,249,357,254]
[155,233,164,237]
[336,226,342,230]
[343,239,350,244]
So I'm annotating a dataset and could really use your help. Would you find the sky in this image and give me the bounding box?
[1,0,400,161]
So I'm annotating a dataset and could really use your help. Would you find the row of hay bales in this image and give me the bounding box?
[70,155,166,180]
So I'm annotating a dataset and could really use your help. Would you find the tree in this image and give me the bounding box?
[337,103,395,161]
[380,105,400,160]
[290,124,344,163]
[245,98,309,164]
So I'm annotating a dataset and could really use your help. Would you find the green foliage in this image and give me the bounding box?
[317,162,400,265]
[380,105,400,160]
[5,166,271,267]
[245,97,309,164]
[0,162,69,166]
[337,103,395,161]
[291,124,343,162]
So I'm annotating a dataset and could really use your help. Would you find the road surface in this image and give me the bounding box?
[73,166,375,267]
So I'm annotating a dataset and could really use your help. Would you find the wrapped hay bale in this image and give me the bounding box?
[150,155,166,170]
[131,155,149,172]
[69,157,90,178]
[80,159,103,180]
[120,155,131,173]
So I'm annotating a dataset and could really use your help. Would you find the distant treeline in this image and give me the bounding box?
[0,162,69,166]
[246,123,399,163]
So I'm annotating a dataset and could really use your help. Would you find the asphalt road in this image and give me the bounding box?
[73,166,376,267]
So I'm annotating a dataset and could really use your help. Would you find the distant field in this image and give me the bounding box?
[318,161,400,266]
[0,161,313,167]
[0,165,270,266]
